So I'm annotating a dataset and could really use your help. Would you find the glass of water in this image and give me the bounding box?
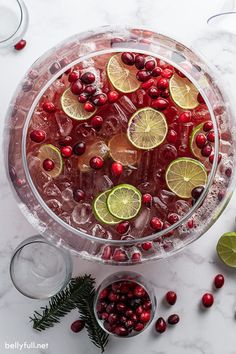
[10,235,73,299]
[0,0,29,48]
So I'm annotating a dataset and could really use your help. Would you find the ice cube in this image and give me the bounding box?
[153,196,168,218]
[132,207,151,237]
[35,171,52,192]
[61,187,73,201]
[55,111,73,137]
[44,182,62,198]
[118,95,137,114]
[159,189,176,205]
[46,199,62,214]
[93,174,113,195]
[76,122,96,140]
[91,224,112,239]
[59,211,72,225]
[100,115,121,136]
[175,200,190,216]
[72,203,92,225]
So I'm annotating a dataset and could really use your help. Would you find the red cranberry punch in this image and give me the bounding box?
[6,27,235,265]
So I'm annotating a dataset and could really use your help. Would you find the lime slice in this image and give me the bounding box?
[38,144,63,178]
[170,74,199,109]
[217,232,236,267]
[127,108,168,150]
[107,54,140,93]
[61,88,96,120]
[93,190,121,225]
[108,133,141,166]
[165,157,207,198]
[107,184,141,220]
[190,123,205,160]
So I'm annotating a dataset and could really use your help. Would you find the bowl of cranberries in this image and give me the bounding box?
[94,272,156,337]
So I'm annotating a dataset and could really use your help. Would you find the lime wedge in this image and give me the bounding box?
[93,190,121,225]
[107,54,140,93]
[108,133,141,166]
[38,144,63,178]
[190,123,205,160]
[127,108,168,150]
[170,74,199,109]
[165,157,207,198]
[61,88,96,120]
[217,232,236,267]
[107,184,141,220]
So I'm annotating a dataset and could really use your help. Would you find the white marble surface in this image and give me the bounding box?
[1,0,236,353]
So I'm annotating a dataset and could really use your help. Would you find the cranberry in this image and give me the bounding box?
[43,159,55,171]
[112,249,128,262]
[142,193,152,206]
[136,70,152,82]
[114,325,129,336]
[145,59,156,71]
[203,121,213,132]
[151,98,169,111]
[166,129,177,144]
[80,72,95,84]
[167,314,180,325]
[70,320,85,333]
[207,131,215,143]
[130,313,138,323]
[73,188,85,202]
[157,77,169,90]
[150,217,163,231]
[187,219,194,228]
[111,162,123,177]
[133,285,146,298]
[197,92,205,104]
[179,111,192,123]
[162,68,173,79]
[59,58,70,74]
[71,80,84,95]
[201,143,212,157]
[196,133,207,148]
[78,93,88,103]
[116,303,126,313]
[101,312,109,321]
[61,146,72,158]
[225,167,232,178]
[103,321,116,333]
[125,309,134,318]
[68,70,80,82]
[160,89,170,98]
[141,242,153,251]
[191,186,204,201]
[84,85,97,96]
[163,221,174,237]
[121,52,135,66]
[107,90,119,103]
[90,156,104,170]
[30,130,46,143]
[155,317,167,333]
[59,136,73,146]
[136,306,143,315]
[131,252,141,262]
[49,62,61,74]
[108,292,119,302]
[108,313,118,325]
[167,213,179,225]
[151,67,162,77]
[14,39,27,50]
[125,319,134,329]
[141,78,155,90]
[73,142,86,156]
[106,302,116,313]
[214,274,225,289]
[134,322,144,332]
[166,291,177,305]
[99,288,109,300]
[91,115,103,130]
[143,300,152,310]
[147,86,159,99]
[202,293,214,308]
[135,54,145,69]
[116,221,130,235]
[139,311,151,323]
[42,101,56,113]
[91,93,108,106]
[209,154,222,164]
[84,101,95,112]
[165,105,178,121]
[120,315,128,324]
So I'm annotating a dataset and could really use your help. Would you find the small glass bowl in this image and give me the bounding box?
[94,271,156,337]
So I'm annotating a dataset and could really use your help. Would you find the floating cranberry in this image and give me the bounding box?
[207,131,215,143]
[150,217,163,231]
[134,322,144,332]
[121,52,135,66]
[201,143,212,157]
[61,146,72,158]
[43,159,54,171]
[42,101,56,113]
[14,39,26,51]
[116,221,130,235]
[157,77,169,90]
[191,186,204,201]
[197,92,205,104]
[84,85,97,96]
[136,70,152,82]
[196,133,207,148]
[155,317,167,333]
[135,54,145,69]
[225,167,232,178]
[81,72,95,84]
[203,121,213,132]
[167,213,179,225]
[141,78,155,91]
[92,93,108,106]
[114,325,129,336]
[151,98,169,110]
[141,242,153,251]
[139,311,151,323]
[151,67,162,77]
[209,154,222,164]
[78,93,88,103]
[112,249,128,262]
[90,156,104,170]
[73,142,86,156]
[133,284,146,298]
[166,129,177,144]
[68,70,80,82]
[107,90,119,103]
[91,115,103,130]
[162,68,173,79]
[73,188,85,202]
[71,80,84,95]
[214,274,224,289]
[167,314,179,325]
[84,101,96,112]
[166,291,177,305]
[142,193,152,206]
[145,59,156,71]
[147,86,159,99]
[160,89,170,98]
[179,111,192,123]
[49,62,61,74]
[131,252,141,262]
[111,162,123,177]
[70,319,85,333]
[30,130,46,143]
[202,293,214,308]
[59,135,73,146]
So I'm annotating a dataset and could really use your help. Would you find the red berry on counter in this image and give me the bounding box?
[166,291,177,305]
[111,162,123,177]
[73,188,85,202]
[167,314,179,325]
[196,133,207,148]
[202,293,214,308]
[214,274,224,289]
[203,121,213,132]
[30,130,46,143]
[142,193,152,206]
[155,317,167,333]
[150,217,163,231]
[42,101,56,113]
[61,146,72,158]
[81,72,95,84]
[108,90,119,103]
[90,156,104,170]
[116,221,130,235]
[14,39,26,50]
[121,52,135,66]
[43,159,55,171]
[70,319,85,333]
[91,115,103,130]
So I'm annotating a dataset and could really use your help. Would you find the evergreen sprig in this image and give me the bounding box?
[29,274,109,352]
